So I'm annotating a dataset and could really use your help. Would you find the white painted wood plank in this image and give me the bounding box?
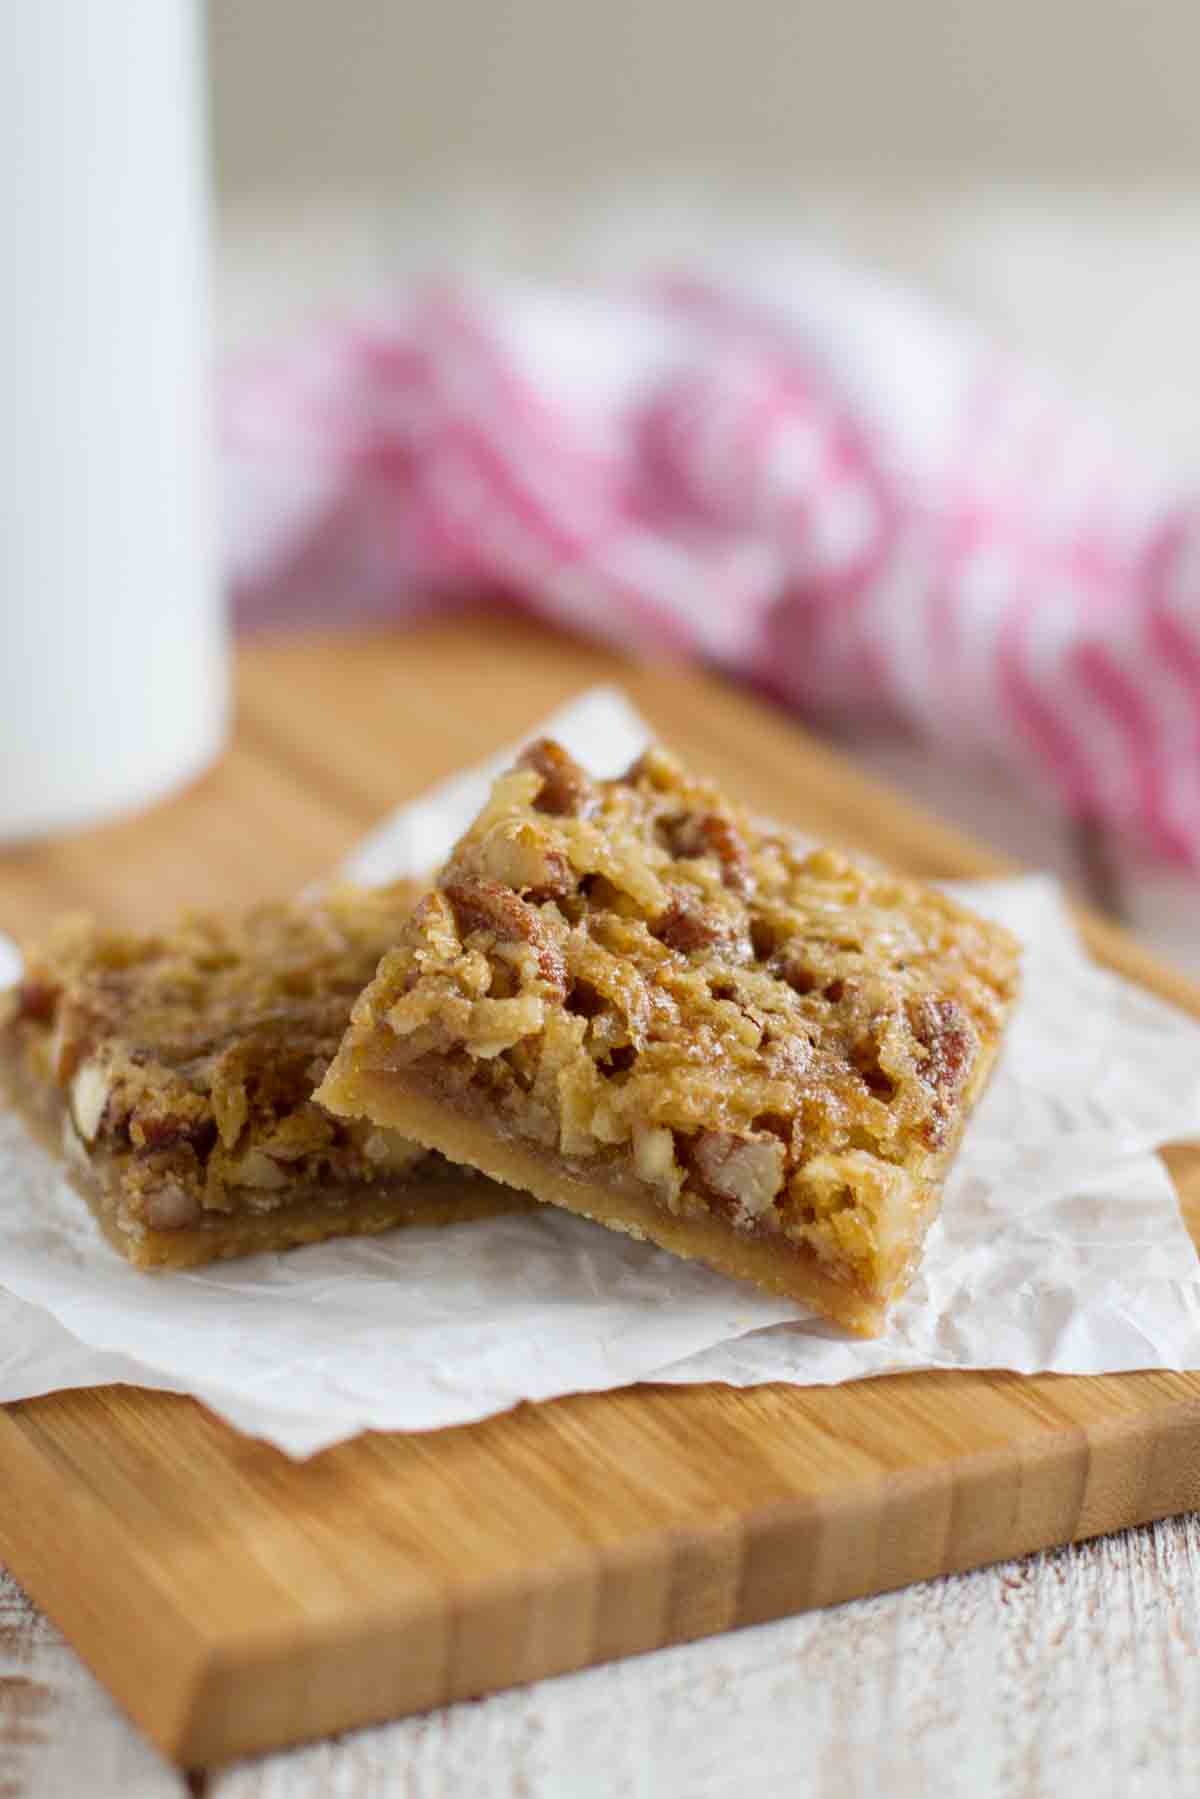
[7,1515,1200,1797]
[206,1517,1200,1799]
[0,1565,185,1799]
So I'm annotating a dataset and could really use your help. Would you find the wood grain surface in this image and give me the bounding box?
[1,618,1198,1772]
[10,1522,1200,1799]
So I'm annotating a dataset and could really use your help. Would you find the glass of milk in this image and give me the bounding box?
[0,0,227,841]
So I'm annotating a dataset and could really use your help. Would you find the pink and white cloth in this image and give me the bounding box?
[223,252,1200,868]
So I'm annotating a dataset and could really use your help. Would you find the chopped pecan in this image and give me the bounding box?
[632,1120,680,1191]
[361,1128,428,1173]
[517,738,594,817]
[619,746,679,790]
[467,820,576,902]
[700,813,752,892]
[693,1130,786,1224]
[910,996,976,1147]
[144,1181,201,1230]
[15,978,59,1025]
[225,1147,287,1189]
[444,876,567,994]
[654,890,727,953]
[780,956,817,995]
[525,851,575,904]
[133,1111,219,1159]
[662,811,752,892]
[443,877,524,941]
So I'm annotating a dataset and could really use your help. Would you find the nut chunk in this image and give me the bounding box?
[318,741,1021,1336]
[0,884,524,1270]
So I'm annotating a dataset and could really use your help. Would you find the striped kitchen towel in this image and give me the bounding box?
[223,251,1200,867]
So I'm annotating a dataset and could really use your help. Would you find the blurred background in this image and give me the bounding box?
[10,4,1195,961]
[209,0,1200,468]
[206,0,1199,966]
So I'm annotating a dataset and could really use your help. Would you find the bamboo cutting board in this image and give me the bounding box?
[1,619,1198,1770]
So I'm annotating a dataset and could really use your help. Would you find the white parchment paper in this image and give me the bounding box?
[2,688,1200,1457]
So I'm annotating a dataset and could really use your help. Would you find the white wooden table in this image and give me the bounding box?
[6,1519,1200,1798]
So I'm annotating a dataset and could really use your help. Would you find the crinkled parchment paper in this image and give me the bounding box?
[2,689,1199,1456]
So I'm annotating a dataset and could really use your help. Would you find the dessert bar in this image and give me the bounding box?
[319,741,1020,1334]
[0,883,524,1269]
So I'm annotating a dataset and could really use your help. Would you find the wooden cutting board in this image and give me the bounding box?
[2,619,1198,1770]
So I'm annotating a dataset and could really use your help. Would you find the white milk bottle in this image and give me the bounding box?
[0,0,226,839]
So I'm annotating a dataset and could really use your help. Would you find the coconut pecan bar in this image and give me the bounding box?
[318,741,1021,1335]
[0,883,524,1269]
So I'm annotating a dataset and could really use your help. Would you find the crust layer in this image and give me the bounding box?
[322,1064,895,1333]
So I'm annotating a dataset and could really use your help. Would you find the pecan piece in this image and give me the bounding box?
[693,1130,786,1226]
[909,996,976,1147]
[620,746,679,790]
[144,1181,201,1230]
[779,953,818,995]
[524,851,575,904]
[444,876,567,994]
[654,890,727,953]
[15,978,59,1025]
[700,813,752,892]
[225,1147,288,1189]
[468,821,575,903]
[663,811,752,892]
[133,1111,219,1159]
[517,738,595,817]
[444,876,528,942]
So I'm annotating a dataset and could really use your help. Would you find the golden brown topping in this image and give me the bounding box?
[327,738,1021,1294]
[443,876,567,995]
[693,1130,787,1223]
